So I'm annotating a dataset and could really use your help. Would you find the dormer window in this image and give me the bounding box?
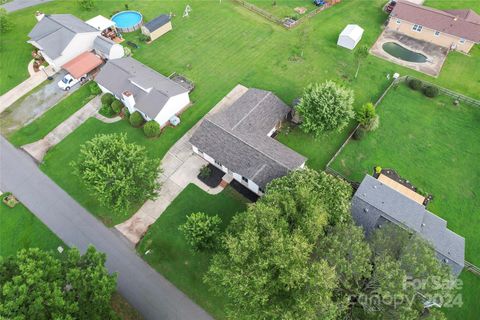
[396,19,401,24]
[434,31,440,36]
[459,38,466,44]
[412,24,423,32]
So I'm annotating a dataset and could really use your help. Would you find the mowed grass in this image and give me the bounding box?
[247,0,316,19]
[7,83,96,146]
[0,193,63,257]
[330,84,480,265]
[137,184,248,320]
[443,271,480,320]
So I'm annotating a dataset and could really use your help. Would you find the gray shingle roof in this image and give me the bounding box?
[351,175,465,276]
[189,88,306,189]
[143,14,171,32]
[94,57,188,119]
[93,35,114,56]
[28,14,98,59]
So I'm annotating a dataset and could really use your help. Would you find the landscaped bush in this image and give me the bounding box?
[122,107,130,119]
[355,102,379,132]
[111,100,123,114]
[99,104,116,118]
[352,128,366,140]
[423,85,439,98]
[199,165,212,178]
[129,111,144,127]
[408,79,423,91]
[101,93,114,106]
[143,120,160,137]
[178,212,222,252]
[139,34,150,42]
[89,82,102,95]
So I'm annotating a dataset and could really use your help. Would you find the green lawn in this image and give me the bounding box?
[137,184,248,320]
[247,0,316,19]
[0,193,63,258]
[443,271,480,320]
[6,83,96,147]
[330,84,480,266]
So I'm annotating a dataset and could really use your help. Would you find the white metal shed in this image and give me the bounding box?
[337,24,364,50]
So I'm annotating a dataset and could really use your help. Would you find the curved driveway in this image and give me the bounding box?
[0,136,212,320]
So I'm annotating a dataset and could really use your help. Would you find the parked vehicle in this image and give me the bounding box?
[313,0,325,6]
[57,73,86,91]
[386,1,397,13]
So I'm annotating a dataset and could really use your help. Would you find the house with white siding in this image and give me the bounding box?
[189,87,306,195]
[94,57,190,127]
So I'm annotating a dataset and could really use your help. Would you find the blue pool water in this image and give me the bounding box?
[112,11,142,29]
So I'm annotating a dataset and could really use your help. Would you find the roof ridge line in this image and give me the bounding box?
[205,118,293,170]
[231,91,271,130]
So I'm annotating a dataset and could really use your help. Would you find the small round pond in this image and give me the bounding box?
[382,42,427,63]
[112,11,143,33]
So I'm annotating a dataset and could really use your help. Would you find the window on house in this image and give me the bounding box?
[241,176,248,183]
[434,31,440,36]
[459,38,465,44]
[396,19,401,24]
[412,24,423,32]
[214,160,222,167]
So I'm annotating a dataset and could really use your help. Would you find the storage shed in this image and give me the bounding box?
[337,24,364,50]
[93,36,124,60]
[141,14,172,42]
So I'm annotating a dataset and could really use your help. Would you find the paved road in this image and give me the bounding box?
[1,0,52,12]
[0,136,212,320]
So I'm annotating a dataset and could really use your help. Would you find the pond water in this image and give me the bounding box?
[382,42,427,63]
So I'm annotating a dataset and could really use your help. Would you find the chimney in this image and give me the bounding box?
[35,11,45,21]
[122,91,135,111]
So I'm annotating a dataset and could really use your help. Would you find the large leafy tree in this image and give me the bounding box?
[205,169,353,319]
[179,212,222,252]
[0,246,117,319]
[296,81,354,136]
[0,8,13,34]
[72,133,161,213]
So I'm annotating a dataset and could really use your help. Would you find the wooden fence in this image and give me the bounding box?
[231,0,283,25]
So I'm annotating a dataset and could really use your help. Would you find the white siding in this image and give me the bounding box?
[49,32,100,71]
[154,92,190,127]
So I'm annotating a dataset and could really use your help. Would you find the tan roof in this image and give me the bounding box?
[62,51,103,79]
[391,1,480,42]
[377,174,425,205]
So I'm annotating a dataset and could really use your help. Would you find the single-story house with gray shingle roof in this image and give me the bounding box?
[190,87,307,195]
[28,13,101,71]
[141,14,172,42]
[95,57,190,127]
[351,174,465,276]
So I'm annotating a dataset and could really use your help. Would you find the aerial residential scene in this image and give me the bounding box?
[0,0,479,319]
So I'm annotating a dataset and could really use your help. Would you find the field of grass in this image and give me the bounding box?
[330,84,480,266]
[6,83,96,146]
[0,193,63,257]
[137,184,248,319]
[443,271,480,320]
[247,0,316,19]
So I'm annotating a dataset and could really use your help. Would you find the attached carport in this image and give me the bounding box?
[62,51,104,79]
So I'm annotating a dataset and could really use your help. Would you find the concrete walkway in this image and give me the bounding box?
[0,136,212,320]
[115,84,249,244]
[1,0,52,12]
[22,96,102,162]
[0,65,55,114]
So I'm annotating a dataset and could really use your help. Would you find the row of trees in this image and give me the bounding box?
[202,169,455,319]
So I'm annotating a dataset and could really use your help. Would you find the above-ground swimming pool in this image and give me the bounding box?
[382,42,427,63]
[112,11,143,33]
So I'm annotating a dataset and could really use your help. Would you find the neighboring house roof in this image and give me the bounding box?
[62,51,103,79]
[85,15,116,31]
[93,35,115,56]
[143,14,171,32]
[351,175,465,275]
[94,57,188,119]
[28,14,98,59]
[390,1,480,42]
[190,88,307,189]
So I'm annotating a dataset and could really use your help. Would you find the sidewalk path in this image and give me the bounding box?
[1,0,52,12]
[115,84,248,244]
[0,136,212,320]
[21,96,102,162]
[0,65,55,114]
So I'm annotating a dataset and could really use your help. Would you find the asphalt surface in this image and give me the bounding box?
[0,136,212,320]
[1,0,52,12]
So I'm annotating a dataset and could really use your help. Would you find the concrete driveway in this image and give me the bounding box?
[0,71,80,135]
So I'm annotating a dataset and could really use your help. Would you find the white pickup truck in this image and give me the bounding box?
[57,73,87,91]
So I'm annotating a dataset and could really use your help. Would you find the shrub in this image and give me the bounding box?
[178,212,222,252]
[0,8,13,34]
[375,166,382,174]
[129,111,144,127]
[111,100,123,114]
[101,93,114,106]
[355,102,379,131]
[352,128,366,140]
[408,79,422,91]
[89,82,102,95]
[143,120,160,137]
[99,104,116,118]
[423,85,439,98]
[122,107,130,119]
[139,34,150,42]
[199,165,212,178]
[77,0,96,11]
